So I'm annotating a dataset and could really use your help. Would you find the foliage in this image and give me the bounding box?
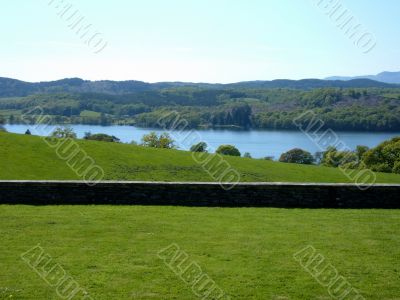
[0,76,394,98]
[356,145,369,160]
[393,161,400,174]
[84,132,120,143]
[25,129,31,135]
[216,145,241,157]
[190,142,208,153]
[141,132,176,149]
[50,127,77,139]
[0,116,5,132]
[362,137,400,173]
[279,148,314,164]
[314,151,324,164]
[1,87,400,131]
[243,152,252,158]
[320,146,358,168]
[310,138,400,174]
[261,156,274,161]
[0,116,7,132]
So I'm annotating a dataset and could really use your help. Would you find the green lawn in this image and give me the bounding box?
[1,132,400,183]
[0,206,399,299]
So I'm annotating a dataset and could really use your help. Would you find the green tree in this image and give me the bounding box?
[100,113,108,126]
[262,156,274,161]
[216,145,241,157]
[356,145,369,160]
[314,151,324,164]
[0,116,5,132]
[141,132,175,149]
[243,152,252,158]
[84,132,92,139]
[190,142,208,153]
[321,147,358,168]
[362,137,400,173]
[158,133,175,149]
[141,132,159,148]
[50,127,77,139]
[279,148,314,164]
[393,161,400,174]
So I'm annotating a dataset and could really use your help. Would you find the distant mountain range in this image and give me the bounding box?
[325,71,400,84]
[0,76,398,98]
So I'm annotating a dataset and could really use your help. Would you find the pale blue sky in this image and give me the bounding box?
[1,0,399,83]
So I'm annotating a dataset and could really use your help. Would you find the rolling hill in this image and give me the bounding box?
[0,76,397,97]
[1,131,400,183]
[326,71,400,84]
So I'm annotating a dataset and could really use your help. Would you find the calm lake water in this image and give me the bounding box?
[5,124,400,159]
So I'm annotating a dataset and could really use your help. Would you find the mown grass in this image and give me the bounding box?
[1,132,400,183]
[0,206,399,299]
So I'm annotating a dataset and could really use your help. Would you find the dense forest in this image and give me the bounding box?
[1,77,400,131]
[0,77,396,97]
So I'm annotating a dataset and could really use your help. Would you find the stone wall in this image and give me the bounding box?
[0,181,399,208]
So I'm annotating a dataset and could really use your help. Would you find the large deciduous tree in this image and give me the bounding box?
[279,148,314,165]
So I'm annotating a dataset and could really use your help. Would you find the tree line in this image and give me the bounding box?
[1,87,400,131]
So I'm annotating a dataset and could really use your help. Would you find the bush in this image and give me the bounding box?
[190,142,208,153]
[216,145,241,157]
[279,148,314,164]
[261,156,274,161]
[84,132,120,143]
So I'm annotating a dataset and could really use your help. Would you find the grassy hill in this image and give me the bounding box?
[1,132,400,299]
[1,131,400,183]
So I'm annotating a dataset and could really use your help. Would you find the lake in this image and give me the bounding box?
[4,124,400,159]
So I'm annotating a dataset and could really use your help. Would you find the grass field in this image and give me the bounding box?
[1,132,400,299]
[0,206,399,299]
[1,132,400,183]
[79,110,102,118]
[0,109,22,116]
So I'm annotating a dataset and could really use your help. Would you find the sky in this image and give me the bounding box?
[1,0,399,83]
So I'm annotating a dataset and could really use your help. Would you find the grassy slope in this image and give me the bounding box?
[1,131,400,183]
[0,206,399,299]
